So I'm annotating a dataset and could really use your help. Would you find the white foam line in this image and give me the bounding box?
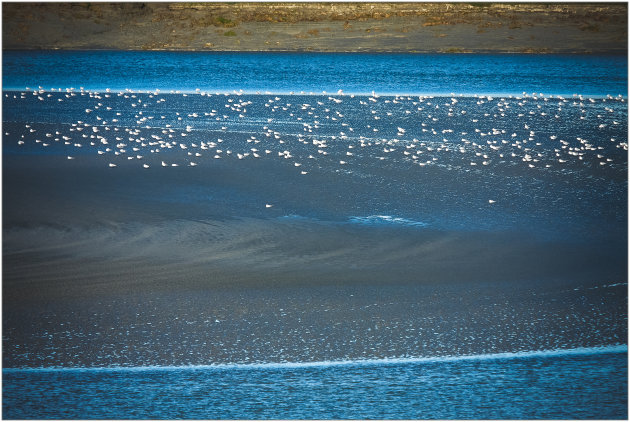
[2,88,627,100]
[349,215,428,228]
[4,344,626,373]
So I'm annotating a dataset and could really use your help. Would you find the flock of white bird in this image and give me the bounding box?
[5,87,627,182]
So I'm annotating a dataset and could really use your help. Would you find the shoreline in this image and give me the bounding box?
[3,2,627,54]
[4,47,628,55]
[2,48,624,57]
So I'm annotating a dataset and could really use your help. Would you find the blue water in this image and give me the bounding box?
[3,347,627,419]
[3,50,627,96]
[3,50,628,419]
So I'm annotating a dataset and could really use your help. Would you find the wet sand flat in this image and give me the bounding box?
[3,153,627,367]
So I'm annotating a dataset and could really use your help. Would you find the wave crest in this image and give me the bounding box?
[349,215,428,228]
